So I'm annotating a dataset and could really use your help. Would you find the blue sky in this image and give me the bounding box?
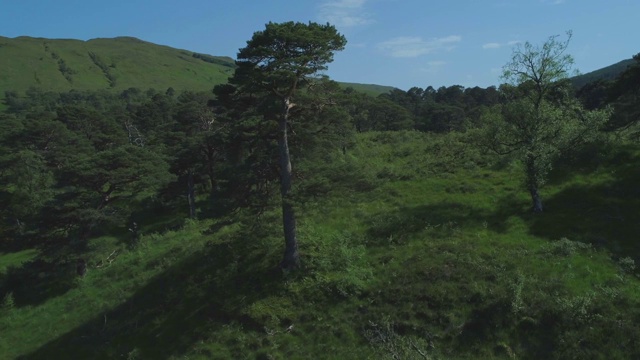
[1,0,637,90]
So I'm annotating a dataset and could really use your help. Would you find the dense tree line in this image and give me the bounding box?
[341,84,502,133]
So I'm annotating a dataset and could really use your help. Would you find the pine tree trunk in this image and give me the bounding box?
[279,97,300,270]
[206,146,218,193]
[187,170,196,219]
[526,155,544,213]
[76,258,87,277]
[530,187,543,213]
[78,224,93,244]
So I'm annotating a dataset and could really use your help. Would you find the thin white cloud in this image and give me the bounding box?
[421,60,447,73]
[482,40,521,49]
[541,0,565,4]
[378,35,461,58]
[318,0,373,28]
[482,43,501,49]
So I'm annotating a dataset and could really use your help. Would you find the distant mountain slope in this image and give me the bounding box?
[571,58,635,88]
[0,36,235,97]
[0,36,394,102]
[339,82,396,96]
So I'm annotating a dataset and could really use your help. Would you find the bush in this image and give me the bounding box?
[296,229,372,297]
[618,257,636,274]
[542,238,591,257]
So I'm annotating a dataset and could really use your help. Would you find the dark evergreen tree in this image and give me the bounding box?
[224,21,347,270]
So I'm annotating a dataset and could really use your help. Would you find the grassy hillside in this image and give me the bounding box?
[339,82,396,96]
[0,36,235,97]
[2,131,639,359]
[571,58,635,89]
[0,36,393,103]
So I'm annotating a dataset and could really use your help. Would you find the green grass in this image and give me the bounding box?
[1,131,640,359]
[0,249,37,273]
[0,36,235,98]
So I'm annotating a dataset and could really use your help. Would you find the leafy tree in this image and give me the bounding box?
[56,104,127,150]
[368,97,414,131]
[0,150,55,238]
[576,79,611,111]
[435,85,465,106]
[228,21,347,269]
[0,114,55,242]
[421,103,466,133]
[340,90,374,132]
[0,90,175,250]
[483,32,610,212]
[45,145,172,246]
[165,91,230,218]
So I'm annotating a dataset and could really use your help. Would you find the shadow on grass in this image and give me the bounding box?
[528,175,640,259]
[485,148,640,259]
[0,258,79,308]
[363,174,640,261]
[0,197,194,309]
[366,202,486,245]
[544,141,620,186]
[17,227,285,359]
[364,195,533,247]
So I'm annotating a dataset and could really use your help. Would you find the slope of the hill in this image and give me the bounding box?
[339,82,397,96]
[571,58,635,88]
[0,36,235,96]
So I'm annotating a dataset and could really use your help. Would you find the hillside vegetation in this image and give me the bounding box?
[0,36,235,96]
[571,58,635,89]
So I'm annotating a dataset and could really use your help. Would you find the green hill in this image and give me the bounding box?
[571,58,635,88]
[339,82,397,96]
[0,36,394,102]
[0,36,235,97]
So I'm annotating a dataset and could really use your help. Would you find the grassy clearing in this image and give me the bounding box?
[1,131,639,359]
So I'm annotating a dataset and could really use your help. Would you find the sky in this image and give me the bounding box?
[1,0,638,90]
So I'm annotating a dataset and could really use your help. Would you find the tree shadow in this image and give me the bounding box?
[0,258,78,307]
[485,148,640,259]
[16,228,285,359]
[545,143,635,186]
[484,195,531,234]
[364,194,534,248]
[528,177,640,259]
[0,198,194,309]
[365,201,489,245]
